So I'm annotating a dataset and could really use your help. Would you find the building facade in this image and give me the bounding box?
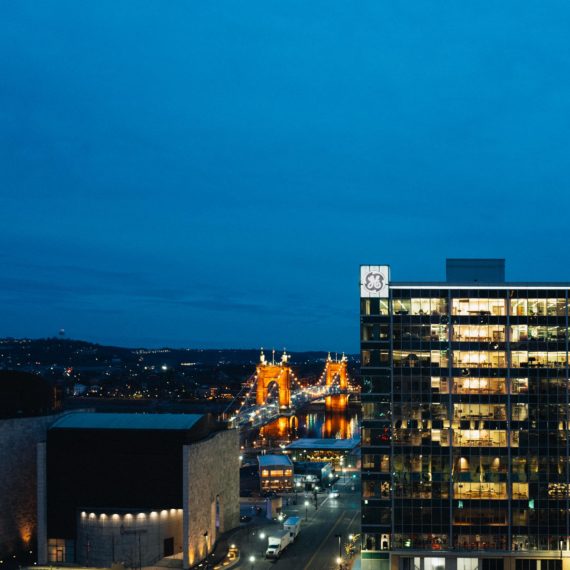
[258,454,294,492]
[0,371,62,564]
[360,260,570,570]
[39,412,239,569]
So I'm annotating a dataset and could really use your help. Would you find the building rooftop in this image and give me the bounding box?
[390,282,570,289]
[257,454,293,467]
[285,438,360,451]
[51,412,204,431]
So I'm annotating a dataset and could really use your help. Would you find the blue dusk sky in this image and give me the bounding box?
[2,2,570,351]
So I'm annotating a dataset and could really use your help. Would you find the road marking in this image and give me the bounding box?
[346,509,359,530]
[303,510,346,570]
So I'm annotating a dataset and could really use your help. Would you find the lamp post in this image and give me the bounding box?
[335,534,342,560]
[259,532,266,557]
[336,556,342,569]
[249,554,255,570]
[304,500,309,521]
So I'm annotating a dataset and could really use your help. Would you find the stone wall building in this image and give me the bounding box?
[0,415,59,559]
[38,412,239,569]
[0,371,61,562]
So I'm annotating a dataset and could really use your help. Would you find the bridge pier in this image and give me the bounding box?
[325,394,349,412]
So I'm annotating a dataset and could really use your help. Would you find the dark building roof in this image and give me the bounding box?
[285,438,360,451]
[0,370,55,418]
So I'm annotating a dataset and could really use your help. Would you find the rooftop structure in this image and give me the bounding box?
[51,412,203,431]
[258,454,294,468]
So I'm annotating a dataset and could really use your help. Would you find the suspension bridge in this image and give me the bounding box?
[226,350,356,429]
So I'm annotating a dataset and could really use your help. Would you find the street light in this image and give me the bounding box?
[336,556,342,568]
[335,534,342,560]
[249,554,255,570]
[259,532,266,556]
[304,500,309,521]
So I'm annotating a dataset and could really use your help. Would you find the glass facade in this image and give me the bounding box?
[361,280,570,569]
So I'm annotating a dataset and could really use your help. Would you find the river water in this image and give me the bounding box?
[242,398,360,448]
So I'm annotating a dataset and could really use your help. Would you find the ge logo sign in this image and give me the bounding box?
[365,272,384,292]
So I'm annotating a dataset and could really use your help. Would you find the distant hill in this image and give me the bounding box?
[0,337,357,368]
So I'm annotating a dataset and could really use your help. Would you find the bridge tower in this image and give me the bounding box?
[255,349,292,409]
[325,353,349,412]
[325,353,348,389]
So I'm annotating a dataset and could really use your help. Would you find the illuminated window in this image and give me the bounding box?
[452,298,506,316]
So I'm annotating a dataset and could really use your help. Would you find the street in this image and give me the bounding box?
[235,475,360,570]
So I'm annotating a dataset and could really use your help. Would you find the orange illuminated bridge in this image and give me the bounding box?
[228,350,354,429]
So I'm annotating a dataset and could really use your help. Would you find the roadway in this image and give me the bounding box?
[235,475,360,570]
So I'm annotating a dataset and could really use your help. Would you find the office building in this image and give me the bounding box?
[360,259,570,570]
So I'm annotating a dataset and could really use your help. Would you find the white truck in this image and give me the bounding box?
[265,529,293,559]
[283,516,301,541]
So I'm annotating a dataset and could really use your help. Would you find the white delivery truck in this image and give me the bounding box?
[265,529,293,559]
[283,516,302,541]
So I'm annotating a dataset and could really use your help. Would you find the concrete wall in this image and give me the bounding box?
[0,415,60,558]
[183,428,240,568]
[75,509,183,567]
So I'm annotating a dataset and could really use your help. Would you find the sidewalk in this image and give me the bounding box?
[350,555,361,570]
[204,519,280,570]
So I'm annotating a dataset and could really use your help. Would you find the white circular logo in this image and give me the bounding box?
[365,272,384,292]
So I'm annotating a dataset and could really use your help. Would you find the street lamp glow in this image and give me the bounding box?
[260,532,266,540]
[336,557,342,564]
[249,555,255,562]
[349,534,354,541]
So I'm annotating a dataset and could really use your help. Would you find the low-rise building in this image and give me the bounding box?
[285,437,360,467]
[258,454,293,492]
[38,412,239,569]
[293,461,334,488]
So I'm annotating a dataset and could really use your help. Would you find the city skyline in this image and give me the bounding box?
[3,2,570,349]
